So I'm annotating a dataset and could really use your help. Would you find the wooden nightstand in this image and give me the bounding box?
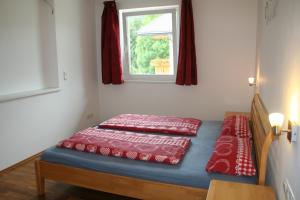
[206,180,276,200]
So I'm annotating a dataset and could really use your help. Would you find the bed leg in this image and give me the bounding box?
[35,160,45,196]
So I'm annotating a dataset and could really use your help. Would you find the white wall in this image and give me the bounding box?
[96,0,258,122]
[0,0,99,170]
[256,0,300,199]
[0,0,59,95]
[0,0,46,94]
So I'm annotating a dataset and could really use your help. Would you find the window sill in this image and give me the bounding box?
[124,79,175,84]
[0,87,61,103]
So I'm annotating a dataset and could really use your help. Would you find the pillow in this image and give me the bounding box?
[206,135,256,176]
[220,115,252,138]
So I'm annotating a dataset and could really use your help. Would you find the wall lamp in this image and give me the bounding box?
[248,77,256,86]
[269,113,299,142]
[269,113,285,136]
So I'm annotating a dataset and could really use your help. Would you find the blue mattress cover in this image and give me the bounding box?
[41,121,257,189]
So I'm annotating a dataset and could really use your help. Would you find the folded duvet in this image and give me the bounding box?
[57,127,191,165]
[99,114,202,136]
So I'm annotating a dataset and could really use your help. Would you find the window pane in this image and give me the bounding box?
[126,13,174,75]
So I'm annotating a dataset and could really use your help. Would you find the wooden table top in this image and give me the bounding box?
[206,180,276,200]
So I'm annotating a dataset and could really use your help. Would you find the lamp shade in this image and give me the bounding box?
[248,77,255,85]
[269,113,284,127]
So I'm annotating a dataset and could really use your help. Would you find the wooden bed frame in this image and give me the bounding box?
[35,94,274,200]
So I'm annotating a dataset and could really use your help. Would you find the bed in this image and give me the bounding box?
[35,94,274,200]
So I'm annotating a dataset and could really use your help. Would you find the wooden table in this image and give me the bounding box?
[206,180,276,200]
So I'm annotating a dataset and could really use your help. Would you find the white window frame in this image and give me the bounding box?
[120,6,179,83]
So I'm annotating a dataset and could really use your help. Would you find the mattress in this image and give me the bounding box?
[41,121,257,189]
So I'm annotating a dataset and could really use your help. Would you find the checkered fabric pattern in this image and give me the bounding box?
[235,138,256,176]
[221,115,252,138]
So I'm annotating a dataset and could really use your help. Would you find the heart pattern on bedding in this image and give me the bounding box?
[57,127,191,165]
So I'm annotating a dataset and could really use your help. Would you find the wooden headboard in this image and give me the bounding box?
[225,94,274,185]
[251,94,274,185]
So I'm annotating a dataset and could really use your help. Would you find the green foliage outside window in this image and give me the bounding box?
[128,15,170,75]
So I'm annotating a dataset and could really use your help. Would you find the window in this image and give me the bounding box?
[120,6,179,82]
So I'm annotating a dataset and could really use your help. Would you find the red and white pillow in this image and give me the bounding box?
[206,135,256,176]
[205,115,256,176]
[220,115,252,138]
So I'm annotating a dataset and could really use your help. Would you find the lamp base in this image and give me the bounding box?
[271,126,281,136]
[287,121,292,142]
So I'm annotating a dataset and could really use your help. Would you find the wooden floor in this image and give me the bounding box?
[0,159,137,200]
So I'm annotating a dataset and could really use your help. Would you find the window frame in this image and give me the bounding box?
[120,6,179,83]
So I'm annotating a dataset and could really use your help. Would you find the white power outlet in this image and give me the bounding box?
[63,72,68,80]
[283,179,295,200]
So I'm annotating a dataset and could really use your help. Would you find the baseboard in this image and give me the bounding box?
[0,152,42,176]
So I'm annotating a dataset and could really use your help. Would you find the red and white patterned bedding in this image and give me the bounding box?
[57,127,191,165]
[221,115,252,138]
[98,114,202,136]
[206,135,256,176]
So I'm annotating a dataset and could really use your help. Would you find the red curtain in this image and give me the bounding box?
[101,1,123,84]
[176,0,197,85]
